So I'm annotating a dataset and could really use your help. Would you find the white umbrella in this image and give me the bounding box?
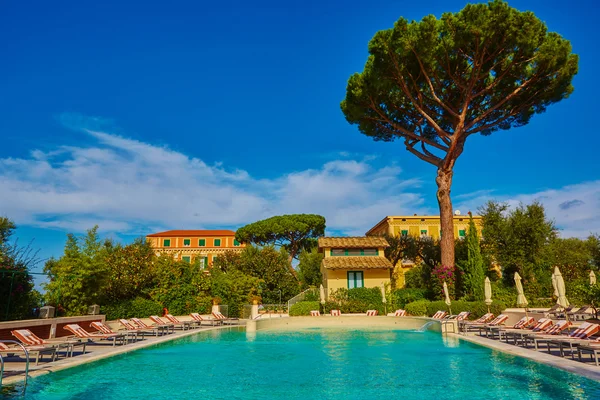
[380,284,387,314]
[551,272,559,298]
[590,271,597,286]
[443,281,452,316]
[514,272,528,307]
[319,284,326,305]
[484,277,493,313]
[554,266,569,311]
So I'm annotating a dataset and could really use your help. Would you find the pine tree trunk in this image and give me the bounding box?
[436,167,455,268]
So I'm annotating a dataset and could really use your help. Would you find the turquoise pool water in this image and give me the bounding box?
[5,328,600,399]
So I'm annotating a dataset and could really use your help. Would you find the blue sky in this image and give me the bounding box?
[1,0,599,276]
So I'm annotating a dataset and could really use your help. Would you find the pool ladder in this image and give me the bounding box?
[0,340,30,388]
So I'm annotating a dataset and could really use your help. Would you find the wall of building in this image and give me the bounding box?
[147,235,244,267]
[367,215,483,240]
[324,268,391,298]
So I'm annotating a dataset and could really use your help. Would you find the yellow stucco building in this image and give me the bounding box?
[365,214,483,288]
[146,230,245,269]
[318,237,393,299]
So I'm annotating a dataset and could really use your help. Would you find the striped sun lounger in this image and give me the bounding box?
[546,322,600,359]
[149,316,177,331]
[330,309,341,316]
[310,310,321,316]
[502,318,553,345]
[12,329,86,358]
[479,314,509,338]
[165,314,194,330]
[524,320,573,349]
[0,340,57,365]
[91,321,139,343]
[431,311,447,319]
[131,318,173,335]
[394,309,407,317]
[64,324,126,347]
[366,310,378,316]
[190,313,222,326]
[212,311,240,325]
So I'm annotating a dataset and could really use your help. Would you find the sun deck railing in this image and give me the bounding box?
[287,287,319,311]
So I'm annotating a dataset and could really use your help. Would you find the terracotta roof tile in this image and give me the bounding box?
[146,230,236,237]
[322,256,393,269]
[318,237,389,249]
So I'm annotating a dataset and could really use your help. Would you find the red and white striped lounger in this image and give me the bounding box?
[149,316,177,331]
[330,309,341,316]
[393,309,407,317]
[366,310,378,316]
[165,314,194,330]
[212,311,240,325]
[546,322,600,358]
[310,310,321,316]
[11,329,85,358]
[131,318,173,335]
[502,318,553,345]
[460,313,495,332]
[91,321,139,343]
[190,313,222,326]
[120,319,162,337]
[64,324,126,347]
[479,314,509,338]
[0,340,57,365]
[431,311,447,319]
[525,320,572,349]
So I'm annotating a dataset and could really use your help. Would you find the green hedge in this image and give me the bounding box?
[391,288,427,308]
[326,288,385,314]
[289,301,321,316]
[404,299,507,319]
[102,297,164,320]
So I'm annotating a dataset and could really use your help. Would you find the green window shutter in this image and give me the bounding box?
[163,239,171,247]
[401,230,408,236]
[212,256,218,263]
[420,230,427,235]
[199,239,206,246]
[183,239,191,246]
[459,230,466,237]
[203,257,208,268]
[233,239,240,246]
[182,256,191,263]
[214,239,221,247]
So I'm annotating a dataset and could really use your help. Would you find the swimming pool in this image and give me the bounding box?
[6,328,600,399]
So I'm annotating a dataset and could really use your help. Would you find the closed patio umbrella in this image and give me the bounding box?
[554,266,569,313]
[484,277,493,313]
[514,272,528,319]
[319,284,326,311]
[443,281,452,316]
[551,272,559,298]
[590,270,597,286]
[381,284,387,314]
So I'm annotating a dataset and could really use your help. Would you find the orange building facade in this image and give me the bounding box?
[146,230,245,269]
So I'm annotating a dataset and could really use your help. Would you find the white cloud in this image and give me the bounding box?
[0,124,429,236]
[455,181,600,238]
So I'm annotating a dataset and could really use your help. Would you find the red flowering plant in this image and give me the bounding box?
[431,264,458,300]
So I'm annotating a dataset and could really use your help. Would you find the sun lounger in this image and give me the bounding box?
[0,340,57,366]
[502,318,553,345]
[190,313,222,326]
[149,316,178,331]
[212,311,240,325]
[131,318,173,335]
[64,324,127,347]
[310,310,321,316]
[448,311,470,321]
[568,305,594,321]
[490,316,534,339]
[546,322,600,358]
[11,329,86,358]
[393,309,406,317]
[431,311,447,319]
[366,310,378,316]
[91,321,140,343]
[478,314,509,338]
[459,313,494,333]
[330,309,341,316]
[577,339,600,365]
[119,319,163,336]
[165,314,195,330]
[523,320,573,349]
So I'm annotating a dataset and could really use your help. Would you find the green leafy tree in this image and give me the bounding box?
[44,226,107,315]
[542,237,592,281]
[0,217,40,321]
[341,0,577,271]
[382,234,418,267]
[297,249,324,289]
[457,213,485,300]
[210,267,261,318]
[235,214,326,278]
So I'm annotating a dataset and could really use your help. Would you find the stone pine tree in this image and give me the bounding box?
[459,213,485,300]
[341,0,578,270]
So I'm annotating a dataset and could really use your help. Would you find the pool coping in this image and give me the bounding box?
[1,324,239,387]
[452,333,600,382]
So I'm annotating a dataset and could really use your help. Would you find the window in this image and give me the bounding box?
[182,256,191,263]
[212,255,218,263]
[347,249,361,256]
[201,257,208,269]
[199,239,206,247]
[233,239,240,246]
[214,239,221,247]
[459,230,466,237]
[183,239,191,247]
[401,230,408,236]
[420,230,427,235]
[362,248,378,256]
[331,249,345,256]
[347,271,364,289]
[163,239,171,247]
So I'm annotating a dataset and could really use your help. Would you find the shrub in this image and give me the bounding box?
[289,301,321,316]
[405,300,430,316]
[102,297,163,320]
[304,290,320,302]
[327,287,384,314]
[391,288,427,308]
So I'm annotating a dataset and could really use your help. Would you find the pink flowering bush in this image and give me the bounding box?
[431,264,458,300]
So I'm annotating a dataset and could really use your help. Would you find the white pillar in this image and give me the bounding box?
[251,303,259,320]
[212,304,220,315]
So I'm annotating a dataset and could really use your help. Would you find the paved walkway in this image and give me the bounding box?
[1,324,241,387]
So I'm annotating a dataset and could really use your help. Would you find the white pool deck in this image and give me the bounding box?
[2,315,600,387]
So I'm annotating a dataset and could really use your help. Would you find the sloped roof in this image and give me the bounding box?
[322,256,393,269]
[318,236,389,249]
[146,230,236,237]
